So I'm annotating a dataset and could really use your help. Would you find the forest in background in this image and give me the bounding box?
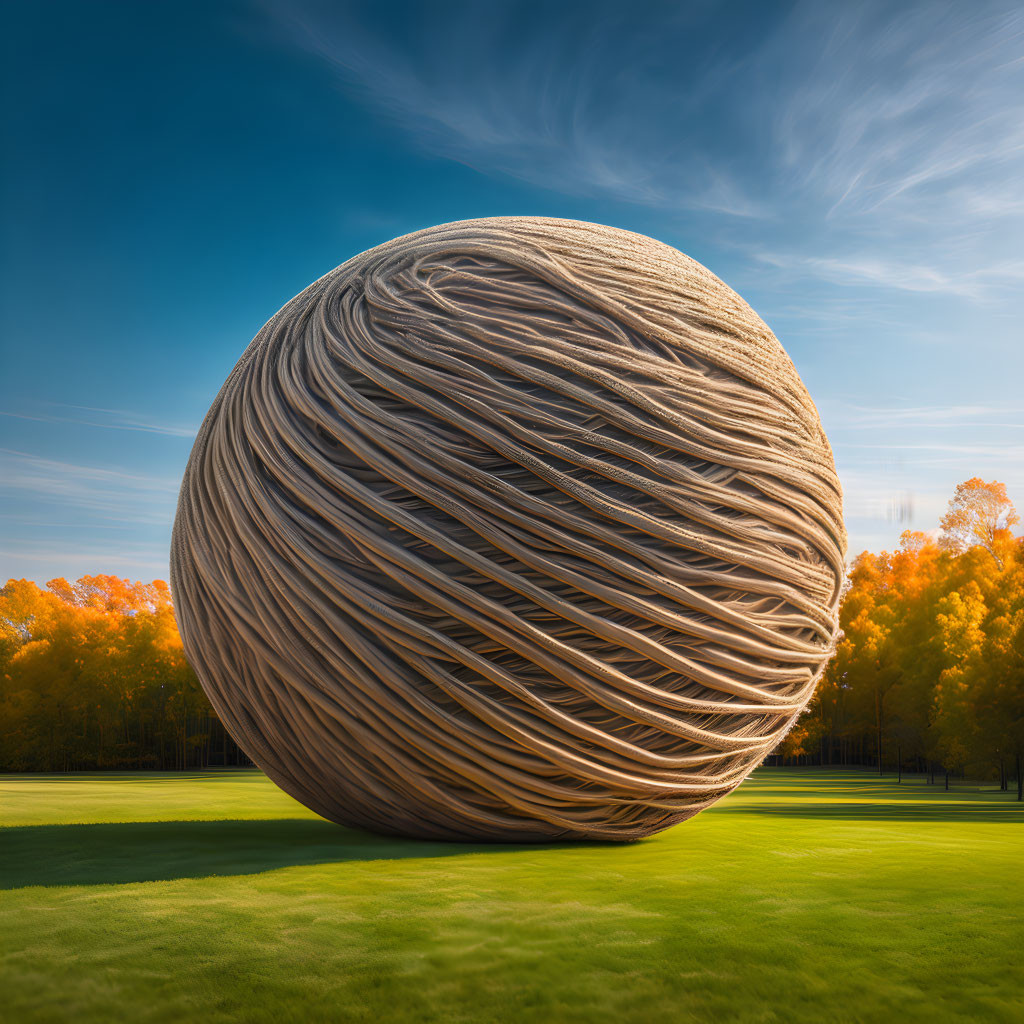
[1,479,1021,795]
[775,478,1023,796]
[0,577,249,771]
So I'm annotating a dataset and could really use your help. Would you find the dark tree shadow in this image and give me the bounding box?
[0,818,562,890]
[728,801,1024,823]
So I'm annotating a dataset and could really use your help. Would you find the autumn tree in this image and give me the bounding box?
[0,575,248,771]
[940,478,1019,568]
[775,479,1022,797]
[2,477,1022,788]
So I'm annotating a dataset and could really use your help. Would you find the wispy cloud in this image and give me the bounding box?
[753,252,976,296]
[848,443,1024,458]
[829,403,1024,429]
[0,448,179,581]
[0,404,197,438]
[753,252,1024,298]
[266,0,1024,297]
[263,1,778,217]
[0,448,179,524]
[0,545,170,573]
[827,394,1024,544]
[768,4,1024,222]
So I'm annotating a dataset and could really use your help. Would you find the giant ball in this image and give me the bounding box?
[170,217,846,841]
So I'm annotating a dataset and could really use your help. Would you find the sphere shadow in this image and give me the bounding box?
[0,818,604,890]
[5,782,1018,890]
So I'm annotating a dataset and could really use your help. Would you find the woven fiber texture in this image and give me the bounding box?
[171,217,846,841]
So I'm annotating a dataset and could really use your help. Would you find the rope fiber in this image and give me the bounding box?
[170,216,846,841]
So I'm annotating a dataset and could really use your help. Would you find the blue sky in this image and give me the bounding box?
[2,0,1022,585]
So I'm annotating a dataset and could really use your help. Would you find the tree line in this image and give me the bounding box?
[775,478,1023,798]
[1,479,1021,792]
[0,576,249,771]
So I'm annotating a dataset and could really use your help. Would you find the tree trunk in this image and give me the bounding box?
[876,690,883,775]
[945,771,949,791]
[1017,754,1022,802]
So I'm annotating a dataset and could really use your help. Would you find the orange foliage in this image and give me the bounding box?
[939,477,1020,566]
[775,480,1023,793]
[0,575,245,771]
[2,477,1021,785]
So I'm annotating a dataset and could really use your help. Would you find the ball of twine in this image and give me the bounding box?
[171,217,846,842]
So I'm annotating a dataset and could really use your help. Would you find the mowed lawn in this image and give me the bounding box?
[2,769,1021,1024]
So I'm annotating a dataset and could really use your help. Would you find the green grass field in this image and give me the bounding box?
[2,769,1021,1024]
